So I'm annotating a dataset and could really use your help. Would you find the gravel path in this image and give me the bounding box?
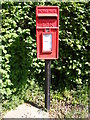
[3,103,49,118]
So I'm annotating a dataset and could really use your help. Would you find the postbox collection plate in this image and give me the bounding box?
[42,32,53,53]
[36,6,59,59]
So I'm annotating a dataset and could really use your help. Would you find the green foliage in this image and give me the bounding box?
[1,2,89,115]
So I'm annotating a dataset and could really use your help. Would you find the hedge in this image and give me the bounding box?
[0,2,89,111]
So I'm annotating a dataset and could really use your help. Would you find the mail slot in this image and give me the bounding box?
[36,6,59,59]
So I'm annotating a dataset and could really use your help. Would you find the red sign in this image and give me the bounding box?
[36,6,59,59]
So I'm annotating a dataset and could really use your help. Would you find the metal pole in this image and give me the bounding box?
[45,60,51,110]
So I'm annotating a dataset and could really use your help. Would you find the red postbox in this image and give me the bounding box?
[36,6,59,59]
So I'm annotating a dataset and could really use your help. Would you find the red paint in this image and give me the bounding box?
[36,6,59,59]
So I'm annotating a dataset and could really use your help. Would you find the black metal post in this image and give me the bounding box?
[45,60,51,110]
